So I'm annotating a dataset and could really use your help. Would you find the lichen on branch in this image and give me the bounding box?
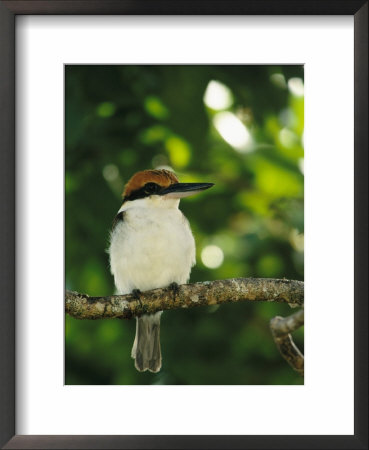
[65,277,304,320]
[270,308,304,376]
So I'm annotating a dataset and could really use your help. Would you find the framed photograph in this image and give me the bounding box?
[64,63,305,386]
[0,1,367,449]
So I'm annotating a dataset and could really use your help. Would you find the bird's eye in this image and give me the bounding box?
[144,182,160,195]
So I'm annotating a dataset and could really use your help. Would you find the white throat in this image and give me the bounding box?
[119,196,180,213]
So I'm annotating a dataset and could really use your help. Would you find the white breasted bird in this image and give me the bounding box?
[109,169,214,373]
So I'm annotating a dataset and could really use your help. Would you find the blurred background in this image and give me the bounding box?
[65,65,304,385]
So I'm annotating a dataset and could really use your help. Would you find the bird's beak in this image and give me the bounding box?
[160,182,214,199]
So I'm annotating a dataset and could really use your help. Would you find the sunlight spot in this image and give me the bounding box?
[97,101,116,118]
[288,77,304,97]
[298,158,304,174]
[270,73,287,89]
[165,136,191,169]
[102,164,124,195]
[279,108,294,127]
[279,127,297,148]
[203,80,233,110]
[102,164,119,182]
[201,245,224,269]
[213,111,252,152]
[290,229,304,252]
[140,125,168,144]
[144,96,169,119]
[152,154,169,168]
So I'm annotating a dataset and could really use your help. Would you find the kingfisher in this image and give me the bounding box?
[108,169,213,373]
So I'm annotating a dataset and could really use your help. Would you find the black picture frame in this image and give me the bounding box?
[0,1,367,449]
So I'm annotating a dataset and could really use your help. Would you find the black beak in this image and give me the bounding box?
[160,182,214,199]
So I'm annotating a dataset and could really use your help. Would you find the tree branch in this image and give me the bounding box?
[270,308,304,376]
[65,277,304,320]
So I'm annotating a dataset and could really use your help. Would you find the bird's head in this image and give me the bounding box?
[121,169,213,209]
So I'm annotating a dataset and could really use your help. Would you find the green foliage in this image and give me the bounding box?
[65,65,304,385]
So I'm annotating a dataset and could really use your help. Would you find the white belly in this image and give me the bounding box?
[109,206,196,294]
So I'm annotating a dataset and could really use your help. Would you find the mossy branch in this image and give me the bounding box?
[65,277,304,320]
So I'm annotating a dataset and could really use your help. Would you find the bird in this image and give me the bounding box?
[108,169,213,373]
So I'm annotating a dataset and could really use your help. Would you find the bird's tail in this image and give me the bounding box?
[131,312,162,373]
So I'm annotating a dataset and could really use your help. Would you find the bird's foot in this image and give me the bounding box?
[168,282,180,294]
[131,289,143,306]
[131,288,141,298]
